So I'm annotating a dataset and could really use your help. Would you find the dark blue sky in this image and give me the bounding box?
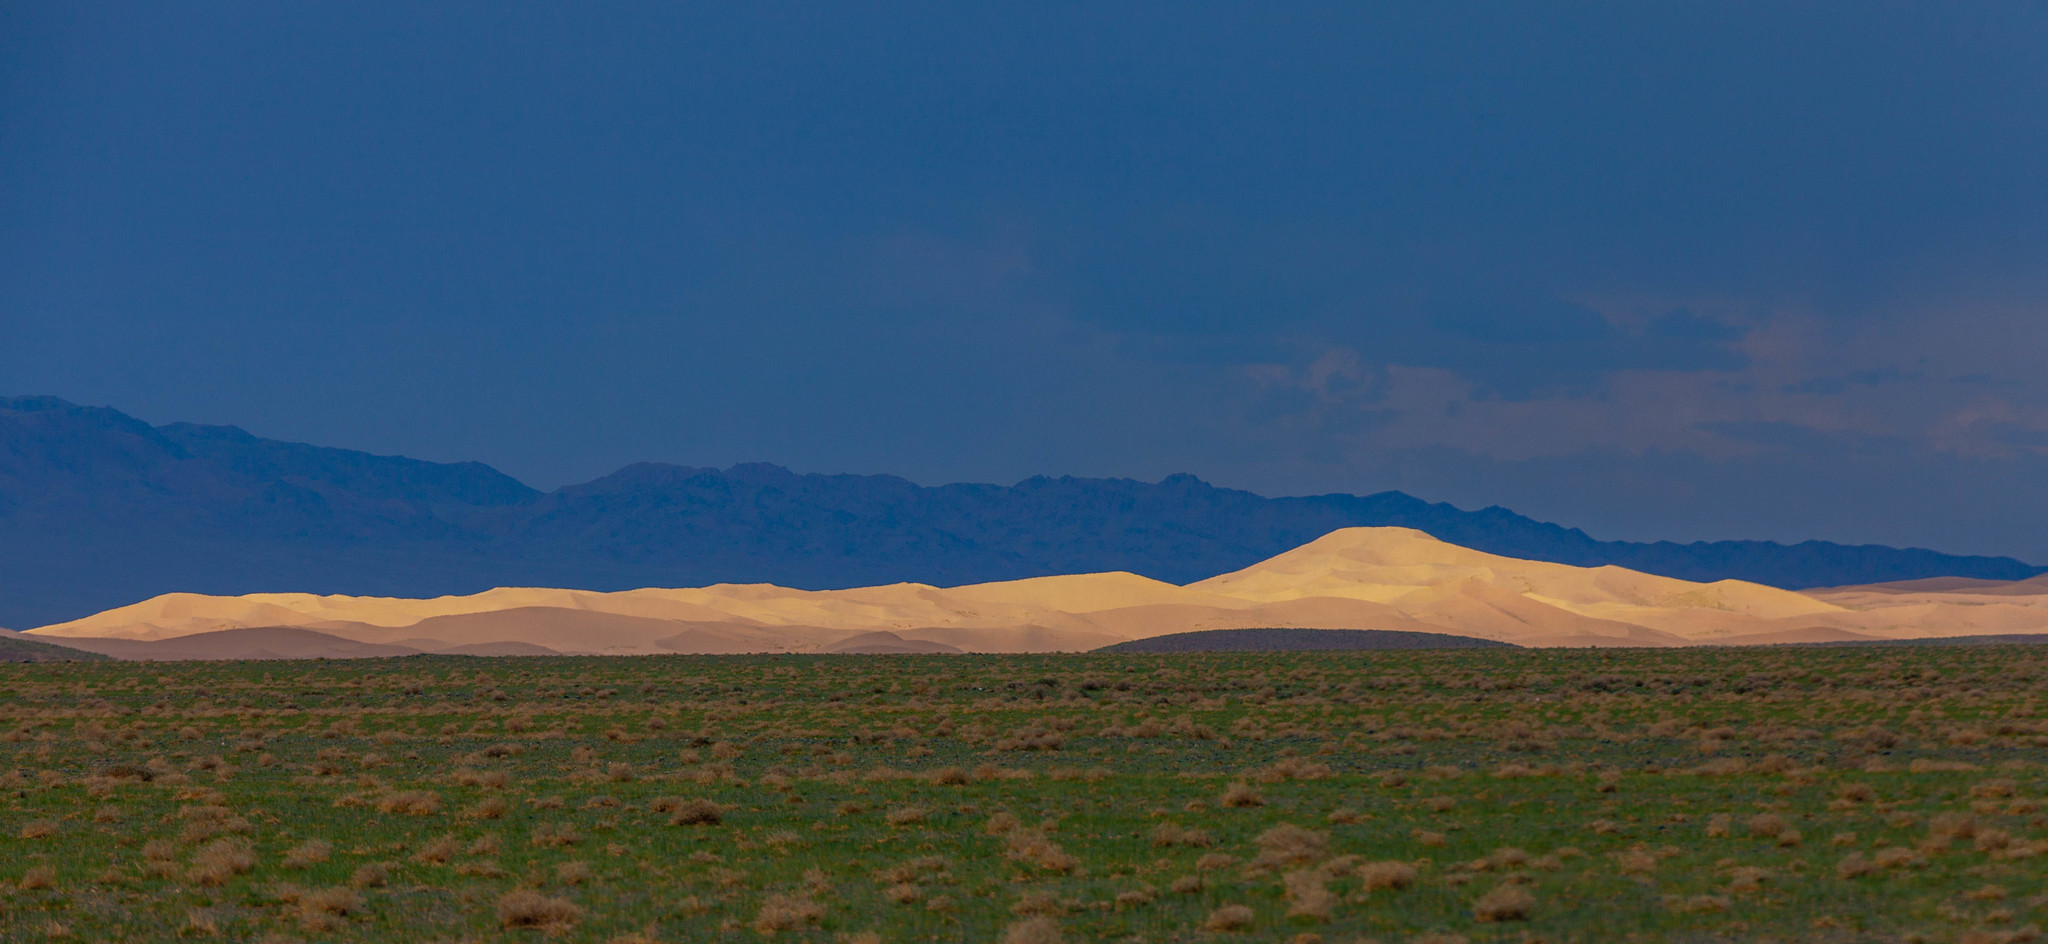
[6,2,2048,560]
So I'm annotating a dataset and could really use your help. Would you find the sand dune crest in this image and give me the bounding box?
[25,527,2048,657]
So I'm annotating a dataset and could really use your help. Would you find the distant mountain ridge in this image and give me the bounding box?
[2,395,2040,629]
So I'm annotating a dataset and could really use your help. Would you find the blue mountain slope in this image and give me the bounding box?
[2,396,2039,629]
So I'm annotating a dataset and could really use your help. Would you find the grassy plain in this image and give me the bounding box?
[2,646,2046,943]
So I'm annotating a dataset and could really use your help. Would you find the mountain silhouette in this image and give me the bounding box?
[2,395,2040,629]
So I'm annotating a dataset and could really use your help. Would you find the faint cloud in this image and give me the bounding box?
[1933,399,2048,458]
[1415,290,1750,399]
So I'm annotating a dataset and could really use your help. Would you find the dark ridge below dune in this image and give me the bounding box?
[1804,634,2048,648]
[1097,628,1516,653]
[5,394,2042,628]
[0,631,112,662]
[40,627,422,662]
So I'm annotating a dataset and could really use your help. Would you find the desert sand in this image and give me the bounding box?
[25,527,2048,658]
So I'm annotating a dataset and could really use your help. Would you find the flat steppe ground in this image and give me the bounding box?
[2,647,2046,943]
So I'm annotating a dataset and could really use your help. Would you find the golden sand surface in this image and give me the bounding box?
[26,528,2048,657]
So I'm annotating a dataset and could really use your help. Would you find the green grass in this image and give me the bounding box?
[1,646,2044,942]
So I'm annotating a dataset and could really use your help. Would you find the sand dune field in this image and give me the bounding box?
[25,527,2048,658]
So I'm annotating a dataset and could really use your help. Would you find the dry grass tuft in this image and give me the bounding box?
[884,806,928,826]
[1201,904,1256,932]
[557,860,593,885]
[1357,860,1417,891]
[414,835,461,865]
[375,790,441,816]
[1667,893,1730,914]
[1004,830,1079,873]
[663,798,724,826]
[1745,814,1789,839]
[297,886,362,932]
[1000,916,1063,944]
[1219,782,1265,808]
[531,822,583,847]
[1149,824,1213,848]
[186,838,256,886]
[1253,824,1329,868]
[282,839,332,869]
[752,893,824,935]
[1472,883,1535,922]
[498,889,582,931]
[1282,869,1333,921]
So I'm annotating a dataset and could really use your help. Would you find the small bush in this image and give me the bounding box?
[1473,883,1535,922]
[1202,904,1256,931]
[498,890,582,930]
[752,893,824,934]
[667,798,724,826]
[1252,824,1328,868]
[1219,783,1265,808]
[282,840,332,869]
[1001,916,1063,944]
[1357,860,1417,891]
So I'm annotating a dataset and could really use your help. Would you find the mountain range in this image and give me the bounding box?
[3,394,2041,629]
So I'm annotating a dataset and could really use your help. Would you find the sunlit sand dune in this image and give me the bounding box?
[25,527,2048,658]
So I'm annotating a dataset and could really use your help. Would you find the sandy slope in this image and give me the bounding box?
[25,527,2048,658]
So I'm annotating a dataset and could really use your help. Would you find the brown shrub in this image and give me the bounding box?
[1001,916,1063,944]
[1668,894,1730,914]
[1746,814,1790,839]
[1202,904,1256,932]
[1971,779,2017,799]
[1282,869,1333,921]
[1252,824,1329,868]
[414,835,460,865]
[1004,830,1079,873]
[530,822,582,847]
[498,890,581,931]
[1009,893,1064,917]
[1150,824,1213,848]
[1219,782,1265,808]
[1930,813,1978,839]
[1472,883,1535,922]
[282,840,332,869]
[375,790,441,816]
[667,799,724,826]
[751,893,823,934]
[1836,853,1877,879]
[186,838,256,886]
[297,886,362,932]
[1357,860,1417,891]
